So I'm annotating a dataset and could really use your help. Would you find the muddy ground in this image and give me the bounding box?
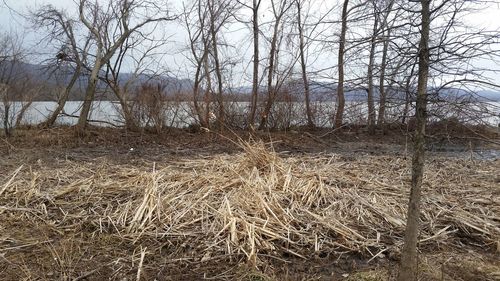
[0,127,499,280]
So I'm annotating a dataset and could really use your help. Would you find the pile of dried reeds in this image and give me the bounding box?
[1,141,498,265]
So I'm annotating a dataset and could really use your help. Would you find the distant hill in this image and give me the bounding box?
[0,61,193,101]
[2,60,500,102]
[475,90,500,101]
[263,80,500,102]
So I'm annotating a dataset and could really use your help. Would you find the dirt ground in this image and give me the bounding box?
[0,127,499,280]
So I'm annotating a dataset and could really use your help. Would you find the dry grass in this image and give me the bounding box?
[0,140,499,280]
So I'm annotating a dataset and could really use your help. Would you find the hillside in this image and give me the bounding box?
[2,61,500,102]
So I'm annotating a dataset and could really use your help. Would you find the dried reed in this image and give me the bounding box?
[1,141,498,267]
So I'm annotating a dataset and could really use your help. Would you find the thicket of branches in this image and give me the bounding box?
[0,0,499,134]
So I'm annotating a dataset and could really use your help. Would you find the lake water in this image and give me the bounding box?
[1,100,499,128]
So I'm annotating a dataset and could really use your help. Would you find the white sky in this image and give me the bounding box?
[1,0,500,87]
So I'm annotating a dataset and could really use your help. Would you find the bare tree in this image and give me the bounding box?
[366,0,379,134]
[0,83,10,136]
[334,0,349,129]
[101,33,165,131]
[247,0,262,128]
[183,0,236,129]
[258,0,293,130]
[398,1,429,279]
[296,0,315,128]
[32,5,92,128]
[208,0,227,128]
[0,33,37,137]
[184,0,209,128]
[0,34,20,137]
[75,0,175,133]
[376,0,396,128]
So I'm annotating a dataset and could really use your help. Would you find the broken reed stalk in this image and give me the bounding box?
[136,247,147,281]
[0,165,23,196]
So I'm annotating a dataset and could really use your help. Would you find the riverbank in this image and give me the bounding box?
[1,128,499,280]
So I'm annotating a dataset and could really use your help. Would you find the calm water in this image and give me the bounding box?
[2,100,500,128]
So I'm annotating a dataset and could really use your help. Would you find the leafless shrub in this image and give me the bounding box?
[130,83,168,133]
[0,33,44,136]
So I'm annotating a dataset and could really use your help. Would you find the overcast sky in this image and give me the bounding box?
[1,0,500,87]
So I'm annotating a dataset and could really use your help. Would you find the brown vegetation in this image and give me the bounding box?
[0,128,498,280]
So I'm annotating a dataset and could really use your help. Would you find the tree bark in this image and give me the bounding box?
[115,90,138,131]
[77,45,103,132]
[42,65,81,128]
[15,101,34,128]
[3,102,10,137]
[377,28,390,128]
[0,86,8,137]
[376,0,394,129]
[297,0,315,129]
[335,0,349,129]
[402,63,416,125]
[209,0,225,128]
[367,4,378,135]
[193,53,210,128]
[248,0,261,128]
[258,7,282,130]
[398,0,430,280]
[203,50,214,127]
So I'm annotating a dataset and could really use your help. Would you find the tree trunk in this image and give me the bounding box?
[193,55,209,128]
[77,48,102,133]
[209,0,225,129]
[398,0,430,280]
[42,65,81,128]
[203,51,214,128]
[3,102,10,137]
[248,0,260,129]
[15,101,34,128]
[377,27,390,128]
[377,0,394,129]
[335,0,349,129]
[297,0,315,129]
[116,93,137,131]
[258,13,282,130]
[402,63,417,125]
[367,6,378,135]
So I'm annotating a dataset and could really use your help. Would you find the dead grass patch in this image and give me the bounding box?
[0,140,498,279]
